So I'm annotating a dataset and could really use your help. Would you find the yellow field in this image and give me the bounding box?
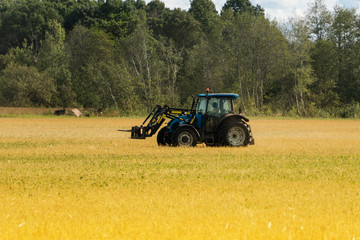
[0,117,359,239]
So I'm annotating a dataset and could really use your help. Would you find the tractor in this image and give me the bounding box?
[119,90,254,147]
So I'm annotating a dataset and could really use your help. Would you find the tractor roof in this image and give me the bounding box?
[198,93,239,100]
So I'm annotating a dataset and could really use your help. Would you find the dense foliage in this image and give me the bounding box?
[0,0,359,117]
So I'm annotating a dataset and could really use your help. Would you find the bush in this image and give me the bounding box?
[336,103,360,118]
[0,64,56,107]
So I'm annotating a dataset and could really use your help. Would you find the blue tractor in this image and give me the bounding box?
[121,90,254,147]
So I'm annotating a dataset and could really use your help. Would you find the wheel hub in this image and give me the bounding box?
[227,127,245,146]
[181,136,189,143]
[178,132,193,146]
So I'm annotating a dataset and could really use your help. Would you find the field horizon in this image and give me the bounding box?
[0,117,359,239]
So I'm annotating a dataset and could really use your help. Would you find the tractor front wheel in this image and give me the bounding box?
[172,127,198,147]
[220,122,249,147]
[157,127,170,146]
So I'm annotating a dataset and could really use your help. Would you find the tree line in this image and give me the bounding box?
[0,0,359,117]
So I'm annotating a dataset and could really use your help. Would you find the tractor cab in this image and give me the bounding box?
[196,94,236,115]
[196,93,245,145]
[196,93,238,133]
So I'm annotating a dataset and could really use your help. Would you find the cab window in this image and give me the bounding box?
[207,98,220,116]
[207,98,233,116]
[221,99,233,114]
[196,97,207,114]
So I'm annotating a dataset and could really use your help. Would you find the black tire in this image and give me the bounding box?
[172,127,198,147]
[218,122,250,147]
[157,127,168,146]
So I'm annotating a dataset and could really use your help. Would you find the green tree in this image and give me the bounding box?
[0,42,35,69]
[67,24,114,107]
[284,17,314,116]
[146,0,168,36]
[96,0,123,19]
[0,63,55,106]
[307,0,332,41]
[220,12,289,113]
[83,60,135,113]
[37,20,74,107]
[64,0,99,30]
[163,8,202,49]
[306,0,338,109]
[158,37,183,105]
[189,0,218,33]
[0,0,62,54]
[96,11,137,39]
[222,0,264,16]
[310,39,339,108]
[0,0,17,13]
[331,7,360,104]
[122,23,162,110]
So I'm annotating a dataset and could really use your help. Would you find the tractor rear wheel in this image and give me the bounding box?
[219,122,249,147]
[172,127,198,147]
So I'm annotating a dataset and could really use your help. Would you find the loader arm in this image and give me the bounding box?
[124,105,193,139]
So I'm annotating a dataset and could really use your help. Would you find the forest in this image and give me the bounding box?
[0,0,359,117]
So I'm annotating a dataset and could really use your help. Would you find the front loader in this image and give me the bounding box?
[119,90,255,147]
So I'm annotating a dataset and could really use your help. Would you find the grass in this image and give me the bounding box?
[0,117,359,239]
[0,107,53,116]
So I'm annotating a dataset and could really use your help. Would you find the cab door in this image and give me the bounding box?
[195,97,207,131]
[205,97,233,132]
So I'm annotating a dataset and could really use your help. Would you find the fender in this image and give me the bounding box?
[215,113,249,133]
[178,124,201,139]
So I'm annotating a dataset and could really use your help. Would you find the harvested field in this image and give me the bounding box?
[0,117,359,239]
